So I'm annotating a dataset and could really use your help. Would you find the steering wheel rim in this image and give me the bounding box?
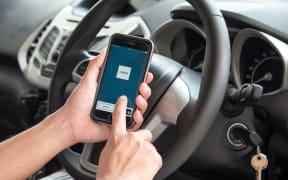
[48,0,230,179]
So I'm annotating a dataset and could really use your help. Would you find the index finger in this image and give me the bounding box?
[111,96,128,136]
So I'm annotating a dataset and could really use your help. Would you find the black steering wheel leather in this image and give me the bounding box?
[48,0,230,179]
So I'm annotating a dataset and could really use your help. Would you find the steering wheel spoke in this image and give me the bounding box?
[143,77,190,142]
[72,59,90,83]
[64,55,93,100]
[81,144,97,173]
[78,76,191,174]
[80,143,99,173]
[72,50,100,83]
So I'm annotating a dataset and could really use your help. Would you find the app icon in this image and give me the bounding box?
[116,65,131,80]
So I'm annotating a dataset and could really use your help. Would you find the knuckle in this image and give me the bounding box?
[112,108,122,118]
[147,130,153,140]
[127,133,142,147]
[144,85,151,97]
[146,85,151,95]
[135,138,142,147]
[147,144,162,167]
[142,98,148,106]
[143,101,148,110]
[127,132,135,137]
[155,153,163,168]
[127,132,137,140]
[144,129,152,139]
[110,135,118,143]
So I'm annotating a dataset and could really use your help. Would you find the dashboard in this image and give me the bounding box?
[154,23,288,95]
[13,0,288,96]
[152,3,288,96]
[2,0,288,179]
[18,3,152,89]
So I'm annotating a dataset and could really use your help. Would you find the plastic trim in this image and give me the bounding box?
[152,19,205,57]
[18,5,151,89]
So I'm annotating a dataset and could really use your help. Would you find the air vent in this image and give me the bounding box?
[51,32,71,63]
[39,27,60,61]
[76,61,89,76]
[26,20,52,63]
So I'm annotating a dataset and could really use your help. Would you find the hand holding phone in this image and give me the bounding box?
[91,33,154,128]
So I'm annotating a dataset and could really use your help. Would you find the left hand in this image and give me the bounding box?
[54,51,153,144]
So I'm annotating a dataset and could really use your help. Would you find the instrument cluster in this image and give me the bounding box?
[154,19,288,95]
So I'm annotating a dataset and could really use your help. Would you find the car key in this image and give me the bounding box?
[251,146,268,180]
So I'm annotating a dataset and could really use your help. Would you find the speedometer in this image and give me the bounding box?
[251,57,282,88]
[232,29,288,95]
[241,53,283,94]
[239,37,284,94]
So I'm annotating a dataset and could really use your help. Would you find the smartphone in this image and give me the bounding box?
[91,33,154,128]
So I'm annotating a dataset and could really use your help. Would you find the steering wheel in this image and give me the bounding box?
[48,0,230,179]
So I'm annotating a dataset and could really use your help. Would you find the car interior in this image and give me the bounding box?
[1,0,288,179]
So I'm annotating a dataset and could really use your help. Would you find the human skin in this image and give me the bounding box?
[0,51,158,180]
[97,96,162,180]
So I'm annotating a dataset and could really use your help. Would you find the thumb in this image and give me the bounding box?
[81,51,106,86]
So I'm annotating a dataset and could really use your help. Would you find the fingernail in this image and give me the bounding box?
[119,96,127,101]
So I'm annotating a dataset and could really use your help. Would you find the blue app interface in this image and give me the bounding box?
[96,44,148,117]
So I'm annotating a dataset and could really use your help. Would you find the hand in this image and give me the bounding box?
[97,96,162,180]
[55,51,153,144]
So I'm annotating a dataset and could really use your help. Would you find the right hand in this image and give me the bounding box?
[97,96,162,180]
[55,51,153,144]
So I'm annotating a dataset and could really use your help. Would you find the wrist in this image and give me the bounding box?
[44,109,76,148]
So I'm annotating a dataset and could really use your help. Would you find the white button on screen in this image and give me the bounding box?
[116,65,131,80]
[96,101,115,112]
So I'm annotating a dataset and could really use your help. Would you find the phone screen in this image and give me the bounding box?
[92,34,153,126]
